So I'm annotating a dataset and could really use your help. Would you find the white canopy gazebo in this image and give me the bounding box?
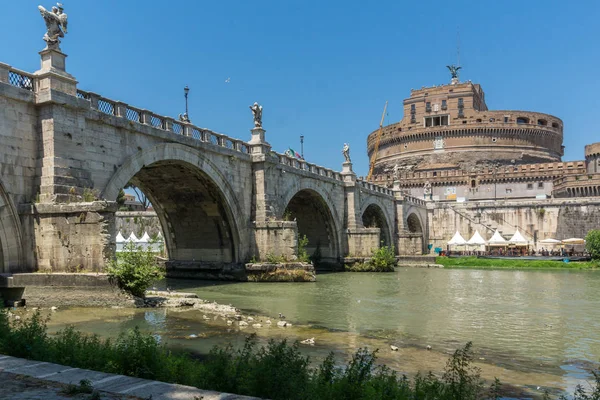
[562,238,585,245]
[508,229,530,247]
[467,230,487,251]
[539,238,561,246]
[447,231,467,248]
[116,231,126,252]
[487,230,507,247]
[126,232,139,243]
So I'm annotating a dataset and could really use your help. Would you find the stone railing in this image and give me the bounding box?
[403,194,427,206]
[274,152,342,181]
[0,64,35,91]
[356,179,394,196]
[76,89,250,155]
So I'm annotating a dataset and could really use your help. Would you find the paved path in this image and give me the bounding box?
[0,355,260,400]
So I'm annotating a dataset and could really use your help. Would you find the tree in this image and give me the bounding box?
[585,230,600,260]
[125,184,151,211]
[116,188,127,209]
[107,242,164,298]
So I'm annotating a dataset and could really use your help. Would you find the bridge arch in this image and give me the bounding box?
[359,198,393,247]
[0,180,24,272]
[280,180,342,262]
[103,143,247,263]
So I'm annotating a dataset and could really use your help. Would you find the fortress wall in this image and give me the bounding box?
[426,198,600,250]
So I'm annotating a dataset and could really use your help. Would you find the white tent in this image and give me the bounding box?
[115,232,126,243]
[447,231,467,246]
[508,229,529,246]
[487,230,507,246]
[126,232,139,243]
[467,230,486,246]
[139,232,151,242]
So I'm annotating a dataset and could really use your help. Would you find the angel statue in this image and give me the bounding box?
[38,3,68,48]
[249,102,263,128]
[446,64,461,80]
[392,163,400,180]
[342,143,351,163]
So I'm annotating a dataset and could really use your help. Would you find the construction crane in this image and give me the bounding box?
[367,101,388,181]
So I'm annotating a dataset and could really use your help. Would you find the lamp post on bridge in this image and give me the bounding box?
[300,135,304,159]
[179,86,191,123]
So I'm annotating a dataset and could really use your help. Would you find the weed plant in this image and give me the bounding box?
[107,242,165,298]
[1,311,599,399]
[346,246,397,272]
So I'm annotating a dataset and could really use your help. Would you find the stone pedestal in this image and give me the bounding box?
[34,47,77,96]
[249,127,266,145]
[342,161,353,173]
[393,180,401,190]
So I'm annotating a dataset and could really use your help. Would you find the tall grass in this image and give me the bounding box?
[437,256,599,269]
[1,310,598,399]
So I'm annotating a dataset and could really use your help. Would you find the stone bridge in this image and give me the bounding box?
[0,47,427,273]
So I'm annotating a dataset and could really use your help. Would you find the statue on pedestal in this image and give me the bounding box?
[342,143,351,163]
[249,102,263,128]
[424,181,432,200]
[38,3,68,49]
[393,163,400,181]
[446,65,461,80]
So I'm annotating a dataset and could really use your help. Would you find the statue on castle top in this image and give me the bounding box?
[38,3,68,49]
[342,143,351,163]
[446,64,461,80]
[249,102,263,128]
[393,163,400,180]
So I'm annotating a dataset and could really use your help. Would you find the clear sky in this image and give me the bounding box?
[3,1,600,176]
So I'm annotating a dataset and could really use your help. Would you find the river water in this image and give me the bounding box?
[45,268,600,397]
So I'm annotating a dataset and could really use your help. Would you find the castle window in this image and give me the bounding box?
[441,100,447,110]
[537,119,547,126]
[426,102,432,112]
[424,115,449,127]
[538,182,544,188]
[410,104,416,123]
[433,172,437,177]
[492,137,497,142]
[506,188,512,194]
[489,118,495,122]
[527,183,533,189]
[476,119,482,123]
[462,120,467,124]
[504,116,509,123]
[458,98,464,106]
[552,122,559,128]
[471,179,477,188]
[516,117,529,124]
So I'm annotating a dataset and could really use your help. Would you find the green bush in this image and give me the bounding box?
[370,245,397,271]
[107,242,164,298]
[298,234,310,262]
[586,230,600,260]
[1,311,600,399]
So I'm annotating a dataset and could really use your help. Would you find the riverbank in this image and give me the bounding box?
[436,256,599,269]
[1,309,564,400]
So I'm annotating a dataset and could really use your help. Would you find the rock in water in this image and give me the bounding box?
[247,316,254,322]
[50,306,58,311]
[426,345,432,350]
[300,337,315,345]
[277,321,287,327]
[239,321,248,327]
[252,323,262,328]
[390,345,399,351]
[226,320,233,325]
[265,320,272,324]
[189,334,198,339]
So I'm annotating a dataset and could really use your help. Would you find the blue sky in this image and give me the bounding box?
[3,1,600,176]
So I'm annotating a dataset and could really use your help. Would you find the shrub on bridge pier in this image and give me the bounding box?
[107,242,164,298]
[345,246,397,272]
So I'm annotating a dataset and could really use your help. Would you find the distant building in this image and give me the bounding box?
[367,70,599,200]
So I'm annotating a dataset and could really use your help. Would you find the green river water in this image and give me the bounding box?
[45,268,600,397]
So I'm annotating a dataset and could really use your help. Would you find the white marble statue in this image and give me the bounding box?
[249,102,263,128]
[342,143,351,163]
[393,163,400,180]
[38,3,68,48]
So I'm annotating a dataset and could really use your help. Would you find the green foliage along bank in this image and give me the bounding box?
[107,242,164,298]
[436,256,599,269]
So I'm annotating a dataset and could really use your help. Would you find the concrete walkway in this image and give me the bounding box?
[0,354,261,400]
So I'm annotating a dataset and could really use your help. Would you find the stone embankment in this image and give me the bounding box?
[0,355,260,400]
[245,262,315,282]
